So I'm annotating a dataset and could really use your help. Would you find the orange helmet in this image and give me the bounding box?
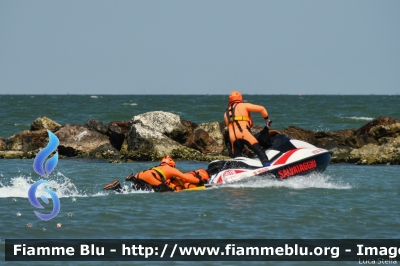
[229,91,243,103]
[160,156,176,167]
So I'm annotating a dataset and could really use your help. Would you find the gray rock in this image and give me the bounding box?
[2,114,399,164]
[0,151,33,159]
[347,136,400,165]
[55,124,117,157]
[107,121,131,150]
[89,143,120,160]
[282,117,400,165]
[198,122,225,147]
[185,121,225,154]
[6,129,49,152]
[85,118,108,134]
[124,123,198,161]
[30,116,61,132]
[185,128,219,154]
[132,111,189,142]
[0,138,6,151]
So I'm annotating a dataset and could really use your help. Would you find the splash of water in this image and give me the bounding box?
[0,172,81,198]
[222,172,351,190]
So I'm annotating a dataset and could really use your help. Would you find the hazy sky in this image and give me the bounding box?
[1,0,399,95]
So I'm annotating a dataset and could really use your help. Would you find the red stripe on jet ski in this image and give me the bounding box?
[273,149,300,165]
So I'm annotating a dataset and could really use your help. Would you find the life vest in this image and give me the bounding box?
[132,166,167,185]
[225,102,253,141]
[151,167,167,182]
[190,168,209,184]
[130,167,172,192]
[168,169,210,192]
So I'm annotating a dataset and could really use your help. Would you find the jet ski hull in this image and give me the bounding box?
[206,133,333,185]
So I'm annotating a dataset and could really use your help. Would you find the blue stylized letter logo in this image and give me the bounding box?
[29,130,61,221]
[28,180,61,221]
[33,130,59,177]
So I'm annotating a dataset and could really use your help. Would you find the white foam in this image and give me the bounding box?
[221,172,351,190]
[342,116,374,121]
[0,172,82,198]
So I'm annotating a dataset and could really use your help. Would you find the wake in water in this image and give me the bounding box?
[0,172,83,198]
[222,172,352,190]
[0,170,350,199]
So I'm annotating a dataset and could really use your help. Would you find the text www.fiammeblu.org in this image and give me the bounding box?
[122,244,340,258]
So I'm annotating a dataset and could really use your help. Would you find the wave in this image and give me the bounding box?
[0,172,153,199]
[0,172,86,198]
[342,116,374,121]
[220,172,352,190]
[123,103,137,106]
[0,171,350,199]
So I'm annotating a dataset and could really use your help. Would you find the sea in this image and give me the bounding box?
[0,94,399,266]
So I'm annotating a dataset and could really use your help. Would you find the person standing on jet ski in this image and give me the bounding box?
[103,156,210,192]
[224,91,272,167]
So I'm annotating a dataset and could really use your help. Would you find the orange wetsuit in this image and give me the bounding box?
[128,165,202,192]
[224,102,268,155]
[167,169,210,192]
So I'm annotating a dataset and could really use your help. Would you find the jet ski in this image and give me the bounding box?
[206,130,332,185]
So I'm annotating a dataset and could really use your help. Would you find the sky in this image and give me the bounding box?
[1,0,399,95]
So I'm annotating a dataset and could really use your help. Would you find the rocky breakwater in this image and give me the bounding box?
[0,113,399,165]
[0,112,228,162]
[283,116,400,165]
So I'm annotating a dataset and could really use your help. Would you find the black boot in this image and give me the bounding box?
[251,143,270,167]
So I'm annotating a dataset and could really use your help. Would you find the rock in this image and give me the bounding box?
[120,139,129,155]
[283,116,400,165]
[30,116,61,132]
[283,126,319,145]
[1,113,399,164]
[370,122,400,140]
[124,123,198,161]
[283,122,398,149]
[347,137,400,165]
[6,129,49,152]
[184,122,225,154]
[55,124,118,157]
[185,128,220,154]
[85,118,108,134]
[198,122,225,148]
[330,146,353,163]
[181,120,198,134]
[89,143,120,160]
[0,138,6,151]
[107,121,131,150]
[0,151,34,159]
[355,116,400,135]
[170,147,212,161]
[132,111,189,142]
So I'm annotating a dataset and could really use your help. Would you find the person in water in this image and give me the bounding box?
[224,90,272,167]
[103,156,210,192]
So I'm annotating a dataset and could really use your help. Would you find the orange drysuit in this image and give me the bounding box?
[128,165,206,192]
[224,102,268,155]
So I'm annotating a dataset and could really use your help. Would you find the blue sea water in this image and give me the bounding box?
[0,95,399,266]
